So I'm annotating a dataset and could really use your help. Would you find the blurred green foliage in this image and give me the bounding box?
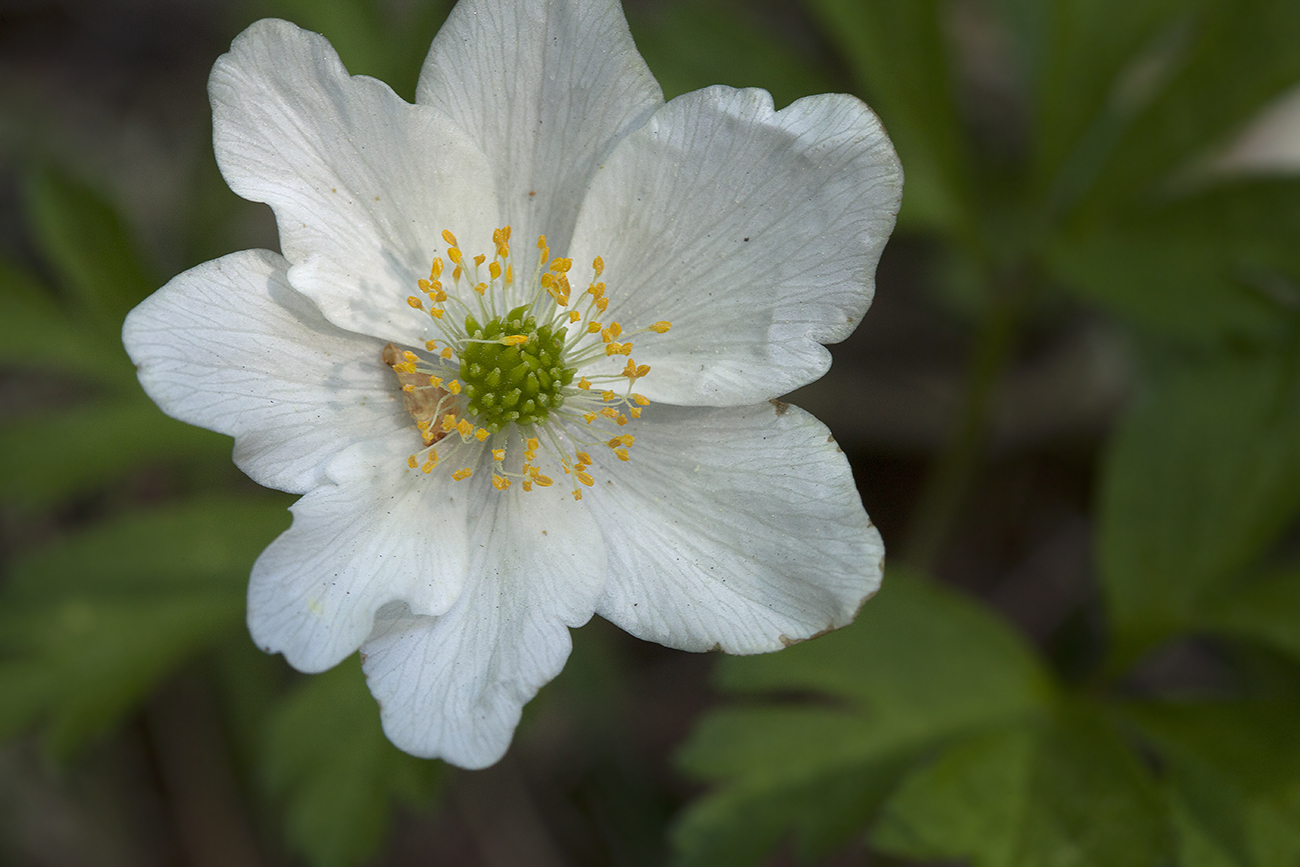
[2,0,1300,865]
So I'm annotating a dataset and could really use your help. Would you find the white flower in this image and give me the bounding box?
[122,0,901,769]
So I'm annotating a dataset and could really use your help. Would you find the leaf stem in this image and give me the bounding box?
[901,266,1031,573]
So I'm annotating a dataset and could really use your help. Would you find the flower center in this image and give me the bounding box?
[460,306,576,432]
[383,225,671,500]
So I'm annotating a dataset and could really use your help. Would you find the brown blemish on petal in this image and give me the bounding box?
[769,398,789,416]
[779,622,839,649]
[708,642,722,652]
[384,342,450,446]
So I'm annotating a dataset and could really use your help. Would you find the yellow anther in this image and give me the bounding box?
[402,384,415,393]
[578,377,591,390]
[609,434,634,447]
[421,461,436,474]
[601,390,616,401]
[489,261,502,280]
[569,310,581,322]
[576,471,595,487]
[600,407,619,419]
[537,234,548,249]
[506,264,514,285]
[550,258,572,273]
[448,248,463,265]
[456,419,474,438]
[636,363,651,377]
[534,474,554,487]
[527,438,540,451]
[492,448,506,462]
[441,414,457,432]
[501,225,511,241]
[632,394,650,406]
[616,414,629,426]
[440,347,453,360]
[429,375,443,387]
[588,322,602,334]
[403,351,418,363]
[576,451,593,465]
[407,295,424,309]
[593,256,604,275]
[407,455,418,469]
[452,265,462,281]
[418,279,431,292]
[431,258,444,278]
[442,229,458,247]
[608,322,622,339]
[596,297,608,312]
[614,448,629,461]
[630,407,642,418]
[475,428,490,441]
[523,480,533,492]
[583,412,597,424]
[453,468,473,481]
[572,490,583,500]
[502,334,529,346]
[474,254,485,266]
[650,321,672,333]
[447,380,462,394]
[588,283,605,299]
[425,339,438,351]
[492,474,511,491]
[430,308,445,320]
[470,282,483,295]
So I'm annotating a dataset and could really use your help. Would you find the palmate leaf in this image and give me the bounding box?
[1121,700,1300,867]
[1097,346,1300,670]
[872,704,1171,867]
[0,496,290,756]
[671,574,1053,867]
[262,658,443,867]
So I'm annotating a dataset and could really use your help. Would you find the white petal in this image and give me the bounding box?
[360,477,606,768]
[122,249,406,494]
[209,19,500,344]
[415,0,663,251]
[568,87,902,405]
[590,401,883,654]
[248,433,472,673]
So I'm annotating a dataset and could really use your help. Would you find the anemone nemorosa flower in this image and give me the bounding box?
[123,0,902,768]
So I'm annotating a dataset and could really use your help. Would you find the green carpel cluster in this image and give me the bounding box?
[460,305,575,433]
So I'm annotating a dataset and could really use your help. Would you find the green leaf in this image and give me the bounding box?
[0,497,291,755]
[0,395,232,508]
[1049,179,1300,344]
[806,0,970,233]
[671,574,1053,867]
[1198,567,1300,664]
[1015,0,1194,209]
[263,658,443,867]
[0,258,133,386]
[873,704,1171,867]
[24,165,157,330]
[1122,700,1300,867]
[1098,347,1300,669]
[629,0,836,108]
[1086,0,1300,212]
